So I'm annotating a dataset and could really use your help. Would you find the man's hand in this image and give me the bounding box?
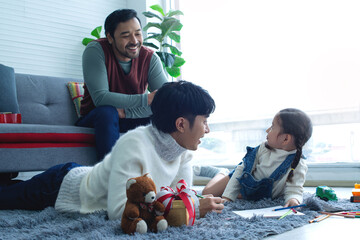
[147,90,157,105]
[117,108,126,119]
[199,196,225,218]
[222,196,232,202]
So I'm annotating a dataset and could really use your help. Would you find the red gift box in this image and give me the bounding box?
[0,113,22,123]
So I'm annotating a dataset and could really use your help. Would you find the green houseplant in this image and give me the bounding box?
[82,26,102,46]
[142,4,185,78]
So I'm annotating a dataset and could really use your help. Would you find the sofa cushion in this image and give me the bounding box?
[67,82,84,118]
[15,74,81,125]
[0,64,20,113]
[0,124,95,148]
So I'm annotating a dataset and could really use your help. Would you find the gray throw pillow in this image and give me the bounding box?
[0,64,20,113]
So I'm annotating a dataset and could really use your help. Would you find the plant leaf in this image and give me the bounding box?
[172,56,185,67]
[162,43,182,56]
[167,10,184,17]
[170,47,182,56]
[166,66,181,78]
[143,42,159,50]
[90,26,102,39]
[142,6,186,72]
[150,4,165,16]
[159,18,182,42]
[144,33,163,42]
[161,17,182,33]
[156,52,176,67]
[168,32,181,43]
[143,22,161,32]
[143,11,163,21]
[82,38,95,46]
[170,21,183,32]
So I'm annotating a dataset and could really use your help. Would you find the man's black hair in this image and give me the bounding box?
[151,81,215,133]
[104,9,141,38]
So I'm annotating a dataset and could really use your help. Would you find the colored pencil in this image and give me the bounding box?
[309,214,330,223]
[278,209,293,220]
[320,211,360,218]
[339,212,360,215]
[273,204,306,211]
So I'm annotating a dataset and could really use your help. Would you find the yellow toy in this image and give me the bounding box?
[350,183,360,202]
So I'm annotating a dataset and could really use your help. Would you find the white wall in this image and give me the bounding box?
[0,0,152,79]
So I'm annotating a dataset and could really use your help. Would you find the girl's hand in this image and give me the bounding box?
[284,198,300,207]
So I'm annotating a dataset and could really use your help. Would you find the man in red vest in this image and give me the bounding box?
[77,9,168,161]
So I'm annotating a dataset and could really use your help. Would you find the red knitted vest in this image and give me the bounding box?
[80,38,153,116]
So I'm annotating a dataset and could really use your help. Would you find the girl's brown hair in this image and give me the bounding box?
[278,108,313,182]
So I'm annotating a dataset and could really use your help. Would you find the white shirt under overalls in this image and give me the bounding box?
[222,142,308,204]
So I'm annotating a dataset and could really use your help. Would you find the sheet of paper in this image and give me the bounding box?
[232,205,304,218]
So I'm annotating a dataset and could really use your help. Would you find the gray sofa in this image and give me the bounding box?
[0,73,97,172]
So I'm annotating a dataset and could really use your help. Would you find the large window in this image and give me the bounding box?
[178,0,360,169]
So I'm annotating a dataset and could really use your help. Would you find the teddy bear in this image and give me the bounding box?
[121,173,168,234]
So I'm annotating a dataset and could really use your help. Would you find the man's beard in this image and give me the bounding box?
[115,42,141,60]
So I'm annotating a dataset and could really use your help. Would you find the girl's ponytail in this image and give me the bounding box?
[278,108,312,183]
[287,147,302,182]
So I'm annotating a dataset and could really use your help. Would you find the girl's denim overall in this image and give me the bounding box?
[236,145,295,200]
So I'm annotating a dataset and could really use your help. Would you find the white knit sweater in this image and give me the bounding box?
[222,142,307,204]
[55,125,193,220]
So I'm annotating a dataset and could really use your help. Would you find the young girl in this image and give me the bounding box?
[202,108,313,207]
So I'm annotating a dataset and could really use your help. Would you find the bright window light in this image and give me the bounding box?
[179,0,360,165]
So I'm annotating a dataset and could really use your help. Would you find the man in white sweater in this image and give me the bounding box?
[0,81,225,220]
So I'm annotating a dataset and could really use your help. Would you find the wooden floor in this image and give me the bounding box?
[267,187,357,239]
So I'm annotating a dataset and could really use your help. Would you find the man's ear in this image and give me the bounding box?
[175,117,187,133]
[106,32,113,44]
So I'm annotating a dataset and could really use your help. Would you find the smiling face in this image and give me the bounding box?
[266,114,288,149]
[174,115,210,151]
[106,17,143,62]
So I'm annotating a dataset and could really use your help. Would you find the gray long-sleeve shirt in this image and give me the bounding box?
[82,41,168,118]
